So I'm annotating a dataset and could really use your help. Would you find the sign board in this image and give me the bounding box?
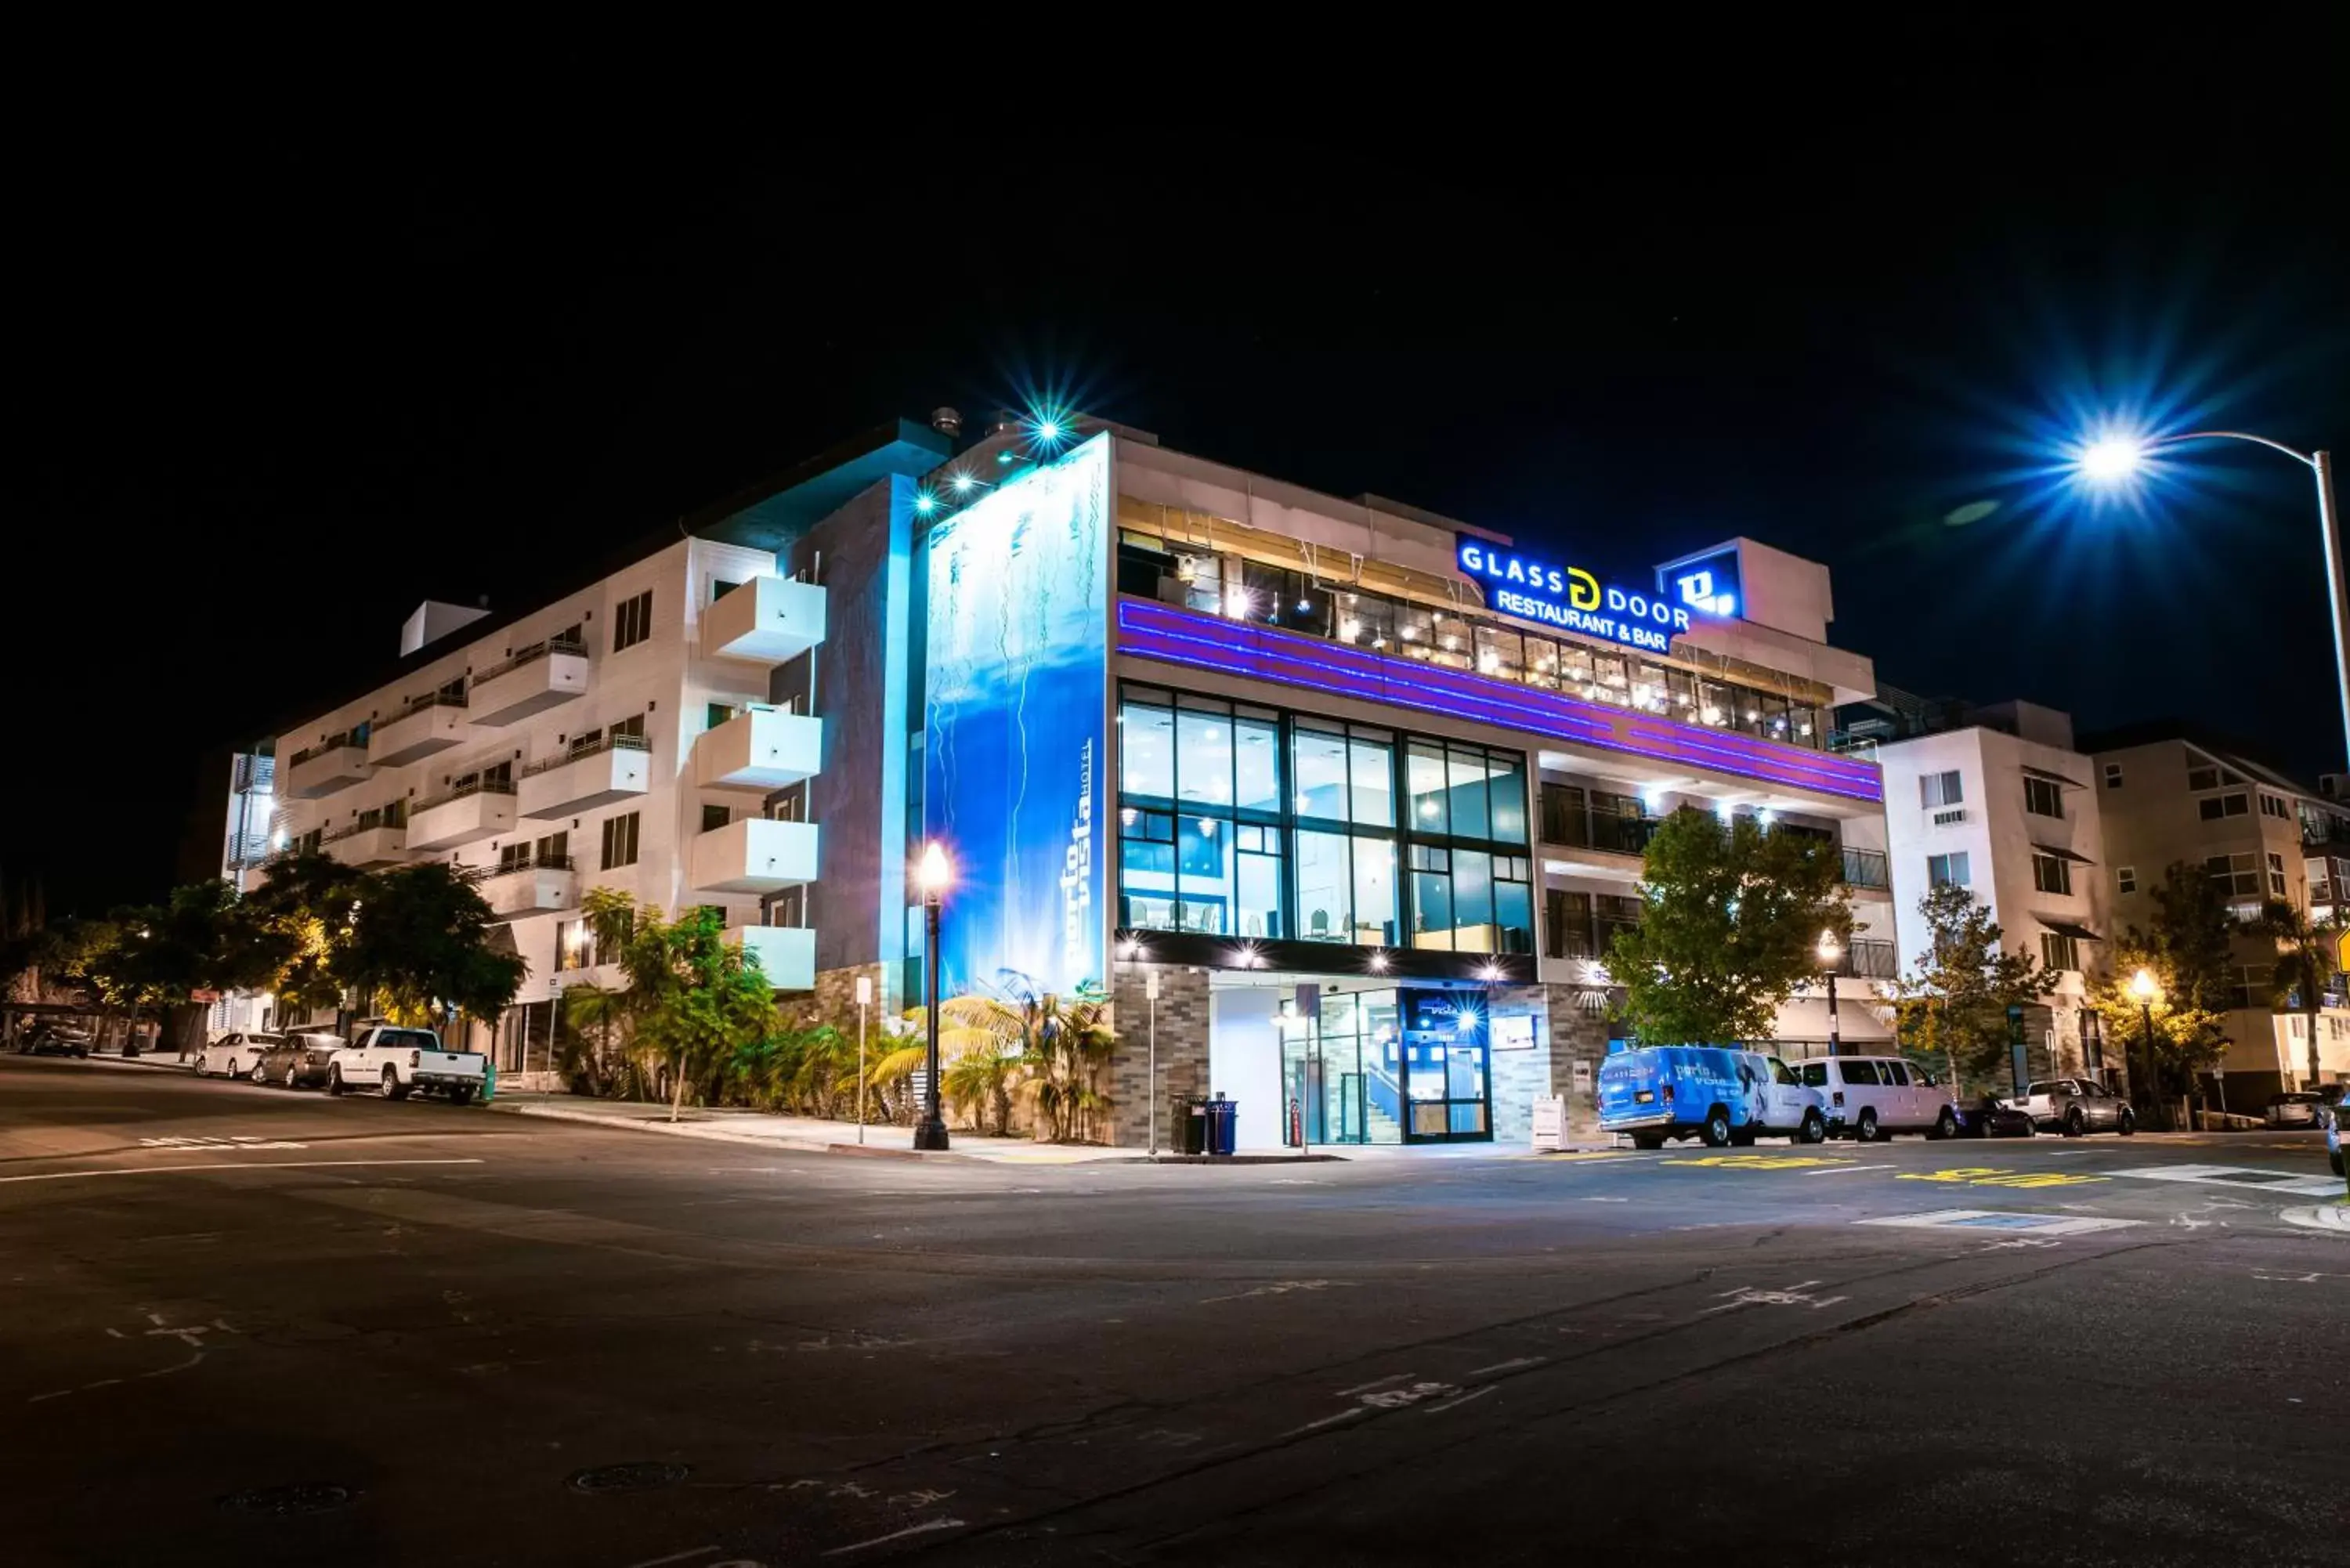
[1572,1060,1593,1088]
[1457,540,1721,655]
[1532,1095,1566,1151]
[1659,544,1743,620]
[1492,1013,1536,1052]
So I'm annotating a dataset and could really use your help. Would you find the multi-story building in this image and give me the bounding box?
[255,410,1901,1142]
[1840,695,2114,1085]
[2084,724,2350,1107]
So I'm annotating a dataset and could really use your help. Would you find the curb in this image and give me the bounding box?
[2281,1204,2350,1234]
[490,1102,980,1163]
[1102,1153,1350,1165]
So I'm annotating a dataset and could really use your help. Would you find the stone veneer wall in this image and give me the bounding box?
[810,962,899,1027]
[1545,981,1622,1139]
[1105,961,1211,1149]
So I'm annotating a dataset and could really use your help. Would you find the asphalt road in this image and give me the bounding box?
[3,1053,2344,1568]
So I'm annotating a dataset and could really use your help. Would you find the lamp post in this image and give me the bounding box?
[1816,930,1843,1058]
[914,842,953,1151]
[2081,430,2348,768]
[1144,968,1161,1157]
[2129,966,2161,1126]
[854,973,872,1146]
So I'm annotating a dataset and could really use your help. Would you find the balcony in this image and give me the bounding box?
[368,692,469,766]
[320,818,410,870]
[520,733,653,820]
[468,637,590,727]
[407,779,519,851]
[479,857,580,919]
[703,575,826,664]
[1841,847,1891,892]
[283,734,370,799]
[689,817,819,894]
[1830,939,1900,981]
[691,706,822,793]
[726,925,815,991]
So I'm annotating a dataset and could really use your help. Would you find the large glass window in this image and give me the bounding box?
[1292,721,1350,822]
[1296,829,1353,941]
[1410,844,1455,948]
[1447,747,1492,841]
[1234,708,1282,815]
[1177,815,1234,933]
[1175,697,1233,808]
[1235,823,1282,938]
[1122,699,1174,799]
[1351,836,1397,945]
[1349,729,1395,827]
[1408,741,1449,833]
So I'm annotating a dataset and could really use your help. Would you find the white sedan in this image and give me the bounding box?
[192,1031,282,1080]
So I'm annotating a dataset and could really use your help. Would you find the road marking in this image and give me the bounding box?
[627,1548,721,1568]
[0,1158,486,1184]
[1281,1406,1370,1438]
[2281,1205,2350,1234]
[1857,1209,2142,1236]
[138,1135,309,1151]
[1666,1154,1854,1170]
[821,1517,965,1556]
[1705,1279,1849,1312]
[1896,1168,2109,1190]
[1466,1357,1547,1378]
[2108,1165,2346,1198]
[1802,1165,1886,1177]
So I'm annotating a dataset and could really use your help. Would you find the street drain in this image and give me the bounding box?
[219,1483,356,1518]
[567,1461,691,1494]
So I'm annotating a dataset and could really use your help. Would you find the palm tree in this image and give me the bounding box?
[1014,992,1117,1143]
[2258,901,2342,1089]
[562,981,630,1095]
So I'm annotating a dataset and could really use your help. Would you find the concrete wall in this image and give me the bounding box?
[1208,988,1285,1149]
[1107,961,1211,1149]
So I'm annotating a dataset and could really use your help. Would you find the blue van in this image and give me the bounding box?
[1597,1046,1830,1150]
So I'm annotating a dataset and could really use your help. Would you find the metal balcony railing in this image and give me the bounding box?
[470,635,589,688]
[522,730,651,777]
[290,729,366,765]
[1831,940,1899,980]
[484,854,577,878]
[322,811,405,844]
[411,777,518,814]
[1538,785,1656,856]
[1840,847,1890,889]
[389,688,469,720]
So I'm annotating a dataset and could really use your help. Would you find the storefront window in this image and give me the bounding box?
[1352,836,1397,945]
[1473,625,1524,683]
[1447,746,1492,841]
[1296,829,1352,941]
[1292,721,1350,822]
[1122,699,1174,799]
[1407,741,1449,834]
[1524,636,1562,691]
[1235,707,1282,815]
[1488,754,1529,844]
[1234,822,1282,938]
[1176,698,1233,807]
[1410,844,1454,948]
[1118,809,1177,930]
[1349,728,1395,827]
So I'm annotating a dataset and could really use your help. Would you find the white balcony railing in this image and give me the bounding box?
[368,694,469,766]
[691,707,822,793]
[470,637,590,727]
[480,859,581,919]
[407,780,519,851]
[689,817,818,894]
[703,575,826,664]
[727,925,815,991]
[283,735,370,799]
[320,822,410,870]
[519,734,652,820]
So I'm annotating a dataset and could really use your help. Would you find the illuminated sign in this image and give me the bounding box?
[924,433,1110,999]
[1663,545,1741,619]
[1457,540,1699,654]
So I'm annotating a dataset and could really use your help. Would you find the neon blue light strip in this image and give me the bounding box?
[1115,601,1882,804]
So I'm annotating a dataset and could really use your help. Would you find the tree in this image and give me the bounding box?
[248,852,368,1020]
[1607,808,1852,1045]
[582,888,779,1122]
[560,981,631,1096]
[2088,861,2233,1111]
[342,862,526,1039]
[1884,883,2059,1089]
[2257,900,2341,1089]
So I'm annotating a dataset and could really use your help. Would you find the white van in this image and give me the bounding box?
[1795,1055,1960,1141]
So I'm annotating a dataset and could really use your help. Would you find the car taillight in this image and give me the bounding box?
[410,1050,421,1069]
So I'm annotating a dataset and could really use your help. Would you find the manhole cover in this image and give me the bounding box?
[567,1461,691,1494]
[219,1483,356,1517]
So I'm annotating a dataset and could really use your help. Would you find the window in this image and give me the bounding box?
[609,713,646,742]
[555,917,604,971]
[600,811,640,869]
[707,703,737,730]
[2259,793,2290,820]
[2198,792,2248,820]
[2222,964,2272,1011]
[2103,762,2123,789]
[497,841,530,873]
[613,588,653,652]
[2031,851,2073,896]
[2117,865,2137,895]
[2023,776,2064,818]
[2205,851,2261,895]
[770,783,807,822]
[2267,851,2287,896]
[1839,1060,1882,1086]
[712,579,740,601]
[1920,771,1963,808]
[536,831,568,867]
[700,804,730,833]
[2041,931,2081,973]
[1927,851,1971,887]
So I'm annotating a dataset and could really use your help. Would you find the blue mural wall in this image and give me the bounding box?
[923,433,1110,999]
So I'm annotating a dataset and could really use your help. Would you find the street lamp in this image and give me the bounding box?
[1816,930,1843,1058]
[2078,428,2348,767]
[914,841,953,1151]
[2129,966,2161,1125]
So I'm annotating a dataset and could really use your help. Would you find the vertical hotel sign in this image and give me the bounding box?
[923,433,1110,999]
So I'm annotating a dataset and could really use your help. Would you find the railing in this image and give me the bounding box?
[2304,822,2350,852]
[411,777,518,813]
[233,755,276,793]
[1840,847,1890,888]
[522,730,651,777]
[323,811,405,844]
[1832,940,1899,980]
[471,634,589,688]
[485,854,577,878]
[389,688,468,719]
[1538,784,1655,856]
[290,731,365,765]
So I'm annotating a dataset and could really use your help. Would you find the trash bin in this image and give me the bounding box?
[1181,1097,1210,1155]
[1206,1096,1238,1157]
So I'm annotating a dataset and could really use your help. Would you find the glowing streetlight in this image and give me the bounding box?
[2076,426,2346,768]
[914,842,953,1151]
[2128,966,2161,1125]
[1817,930,1845,1058]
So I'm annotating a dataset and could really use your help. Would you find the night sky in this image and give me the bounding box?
[15,52,2346,916]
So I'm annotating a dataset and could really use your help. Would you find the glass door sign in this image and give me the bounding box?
[1456,540,1719,654]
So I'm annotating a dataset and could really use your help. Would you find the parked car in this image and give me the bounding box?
[17,1021,93,1057]
[2324,1104,2343,1178]
[1952,1092,2037,1139]
[2005,1077,2135,1136]
[254,1030,348,1089]
[192,1031,281,1079]
[2265,1091,2324,1129]
[1598,1046,1830,1149]
[1795,1055,1962,1141]
[331,1024,486,1104]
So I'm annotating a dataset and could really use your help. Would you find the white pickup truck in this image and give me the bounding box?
[327,1024,486,1104]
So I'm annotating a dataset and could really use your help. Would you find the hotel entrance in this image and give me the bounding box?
[1256,982,1492,1147]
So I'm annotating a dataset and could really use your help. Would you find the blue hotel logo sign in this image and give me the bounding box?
[1458,540,1718,654]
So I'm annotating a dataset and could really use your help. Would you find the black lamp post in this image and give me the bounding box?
[2129,966,2160,1125]
[913,841,953,1151]
[1817,930,1843,1057]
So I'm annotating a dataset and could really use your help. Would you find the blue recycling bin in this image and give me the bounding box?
[1206,1097,1238,1157]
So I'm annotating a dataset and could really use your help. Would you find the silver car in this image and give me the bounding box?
[2013,1078,2136,1137]
[2265,1092,2323,1129]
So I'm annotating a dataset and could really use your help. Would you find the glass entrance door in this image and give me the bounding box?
[1279,988,1403,1147]
[1399,987,1492,1142]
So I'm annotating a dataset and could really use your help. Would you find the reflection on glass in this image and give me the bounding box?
[1489,757,1528,844]
[1175,815,1232,933]
[1408,742,1448,834]
[1292,721,1348,821]
[1448,748,1491,841]
[1235,711,1281,814]
[1296,830,1351,941]
[1122,703,1173,797]
[1350,730,1395,827]
[1352,836,1397,945]
[1235,823,1282,938]
[1176,703,1232,805]
[1451,849,1495,948]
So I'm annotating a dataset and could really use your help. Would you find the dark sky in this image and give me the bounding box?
[14,47,2347,916]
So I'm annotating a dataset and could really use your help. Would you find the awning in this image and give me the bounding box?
[2039,920,2103,942]
[2032,843,2096,865]
[2021,763,2088,789]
